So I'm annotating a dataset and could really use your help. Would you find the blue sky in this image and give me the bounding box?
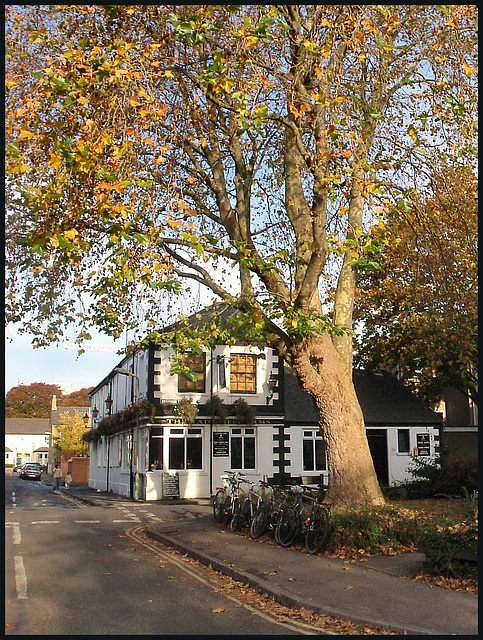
[5,327,126,395]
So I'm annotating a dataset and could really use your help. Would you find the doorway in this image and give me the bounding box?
[366,429,389,487]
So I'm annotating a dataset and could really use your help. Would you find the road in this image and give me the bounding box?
[5,474,320,635]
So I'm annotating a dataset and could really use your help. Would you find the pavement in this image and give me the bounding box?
[56,483,478,636]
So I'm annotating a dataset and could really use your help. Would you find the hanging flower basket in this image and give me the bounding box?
[232,398,256,425]
[83,428,102,443]
[205,394,227,423]
[174,398,198,425]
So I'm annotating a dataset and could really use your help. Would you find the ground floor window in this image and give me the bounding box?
[168,428,203,470]
[302,429,327,472]
[231,427,256,469]
[149,428,164,470]
[125,433,132,469]
[397,429,410,454]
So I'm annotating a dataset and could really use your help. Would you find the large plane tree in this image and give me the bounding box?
[5,5,477,506]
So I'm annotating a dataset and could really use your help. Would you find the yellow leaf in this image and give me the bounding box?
[165,70,175,79]
[139,109,150,118]
[344,585,354,590]
[211,608,225,614]
[315,67,324,78]
[462,63,476,77]
[50,157,62,171]
[19,130,34,140]
[64,229,78,242]
[77,96,89,105]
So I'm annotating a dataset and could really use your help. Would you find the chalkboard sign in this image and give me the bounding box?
[416,433,431,456]
[213,432,229,457]
[162,472,180,498]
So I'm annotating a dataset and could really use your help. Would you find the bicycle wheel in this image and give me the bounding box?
[213,489,228,524]
[240,497,253,528]
[305,506,330,555]
[276,506,298,547]
[249,503,269,539]
[230,497,242,531]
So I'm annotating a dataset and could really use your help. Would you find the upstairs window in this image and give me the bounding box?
[178,353,206,393]
[230,354,256,394]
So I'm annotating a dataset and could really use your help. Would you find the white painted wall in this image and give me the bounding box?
[5,433,50,466]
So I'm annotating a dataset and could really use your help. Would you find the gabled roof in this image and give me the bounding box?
[51,406,90,424]
[284,368,443,426]
[5,418,51,435]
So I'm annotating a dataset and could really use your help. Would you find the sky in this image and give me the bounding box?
[4,281,224,397]
[4,326,127,396]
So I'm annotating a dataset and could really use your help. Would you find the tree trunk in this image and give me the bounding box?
[291,335,385,507]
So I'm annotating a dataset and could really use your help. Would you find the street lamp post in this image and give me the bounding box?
[113,367,141,501]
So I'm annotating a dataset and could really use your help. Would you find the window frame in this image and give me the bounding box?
[230,427,256,470]
[397,428,411,454]
[230,354,257,394]
[302,429,327,472]
[177,352,206,393]
[167,427,203,471]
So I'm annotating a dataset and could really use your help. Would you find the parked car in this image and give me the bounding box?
[13,464,26,474]
[20,463,43,481]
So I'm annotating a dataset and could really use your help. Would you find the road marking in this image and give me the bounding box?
[74,520,100,524]
[14,556,28,599]
[5,522,21,544]
[113,519,141,523]
[31,521,60,525]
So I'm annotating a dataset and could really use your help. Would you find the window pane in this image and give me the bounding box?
[244,437,255,469]
[303,439,314,471]
[149,437,163,470]
[315,439,327,470]
[187,438,202,469]
[231,437,242,469]
[178,353,206,392]
[230,355,256,393]
[397,429,410,454]
[169,438,185,469]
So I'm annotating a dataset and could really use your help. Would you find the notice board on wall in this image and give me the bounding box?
[416,433,431,456]
[213,432,229,457]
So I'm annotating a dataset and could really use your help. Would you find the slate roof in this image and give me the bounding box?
[284,367,443,426]
[5,418,51,435]
[51,406,90,424]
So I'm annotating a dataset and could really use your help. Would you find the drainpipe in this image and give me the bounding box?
[210,349,214,496]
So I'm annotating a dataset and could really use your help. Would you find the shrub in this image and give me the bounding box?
[419,492,478,579]
[396,454,478,499]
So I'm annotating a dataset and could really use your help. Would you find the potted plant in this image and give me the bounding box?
[232,398,256,425]
[175,398,198,425]
[205,394,227,423]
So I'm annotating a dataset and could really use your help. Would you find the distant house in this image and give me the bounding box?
[48,397,91,473]
[86,308,443,500]
[5,418,51,467]
[433,387,478,460]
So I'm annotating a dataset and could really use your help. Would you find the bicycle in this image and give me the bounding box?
[212,471,247,529]
[232,479,264,531]
[249,481,294,541]
[276,483,330,554]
